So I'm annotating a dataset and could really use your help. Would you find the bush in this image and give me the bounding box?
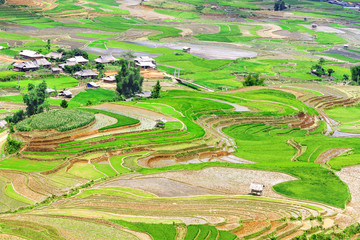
[243,73,264,86]
[5,137,23,154]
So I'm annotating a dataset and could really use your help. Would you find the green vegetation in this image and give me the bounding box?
[4,184,35,205]
[81,108,140,130]
[16,109,95,132]
[154,9,200,19]
[111,220,177,240]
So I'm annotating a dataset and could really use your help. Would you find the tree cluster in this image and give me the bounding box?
[116,61,144,98]
[64,64,82,74]
[5,110,25,124]
[350,66,360,85]
[5,137,22,154]
[243,73,265,87]
[151,80,161,98]
[23,81,49,117]
[274,0,286,11]
[311,58,335,78]
[57,48,89,62]
[0,0,5,5]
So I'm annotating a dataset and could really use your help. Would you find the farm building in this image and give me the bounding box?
[19,50,44,59]
[102,75,116,83]
[74,69,98,79]
[183,46,191,53]
[51,67,62,74]
[67,56,89,64]
[95,55,116,64]
[45,52,63,59]
[59,61,77,69]
[12,61,39,72]
[0,120,8,129]
[46,88,56,94]
[59,90,72,98]
[87,82,100,88]
[135,91,152,98]
[60,56,89,68]
[250,183,264,196]
[33,58,51,68]
[155,118,167,128]
[134,56,156,69]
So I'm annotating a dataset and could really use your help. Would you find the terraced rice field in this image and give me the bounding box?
[1,0,360,238]
[0,86,360,239]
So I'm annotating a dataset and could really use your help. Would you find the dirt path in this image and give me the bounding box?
[116,0,175,20]
[0,130,8,155]
[198,97,250,112]
[336,165,360,223]
[315,148,352,165]
[252,23,285,39]
[0,55,23,63]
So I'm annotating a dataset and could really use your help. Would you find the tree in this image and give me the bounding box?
[274,0,286,11]
[121,51,136,68]
[46,39,51,52]
[72,48,88,59]
[319,57,325,65]
[60,99,68,108]
[23,81,49,117]
[351,66,360,85]
[5,110,25,124]
[0,0,6,5]
[343,74,349,81]
[327,68,335,77]
[116,67,144,98]
[311,64,325,77]
[243,73,264,86]
[151,80,161,98]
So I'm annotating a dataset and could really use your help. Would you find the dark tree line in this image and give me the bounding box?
[116,61,143,98]
[6,81,49,125]
[274,0,286,11]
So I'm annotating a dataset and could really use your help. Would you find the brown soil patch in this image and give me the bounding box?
[234,220,269,237]
[0,171,46,202]
[140,69,164,79]
[100,177,219,197]
[315,148,352,164]
[101,167,296,198]
[0,234,26,240]
[94,103,177,122]
[252,23,285,39]
[0,55,23,63]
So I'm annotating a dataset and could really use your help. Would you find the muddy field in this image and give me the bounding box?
[100,167,297,198]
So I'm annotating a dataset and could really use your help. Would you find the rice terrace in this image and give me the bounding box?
[1,0,360,239]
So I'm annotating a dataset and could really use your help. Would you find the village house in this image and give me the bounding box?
[12,57,51,71]
[74,69,98,79]
[250,183,264,196]
[134,56,156,69]
[19,50,44,60]
[59,90,72,98]
[87,82,100,88]
[45,52,63,60]
[33,58,51,68]
[95,55,116,64]
[102,75,116,83]
[12,61,39,72]
[51,67,62,74]
[182,46,191,53]
[46,88,56,95]
[59,56,89,69]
